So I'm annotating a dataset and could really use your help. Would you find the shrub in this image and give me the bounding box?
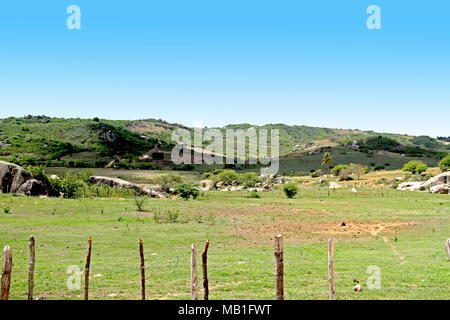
[438,155,450,172]
[173,183,200,200]
[310,169,321,178]
[239,172,261,187]
[247,191,261,199]
[3,207,11,214]
[283,183,298,198]
[135,163,154,170]
[331,164,349,176]
[154,174,183,192]
[134,196,147,211]
[54,174,84,198]
[153,208,180,223]
[402,161,428,174]
[213,169,239,184]
[374,165,385,171]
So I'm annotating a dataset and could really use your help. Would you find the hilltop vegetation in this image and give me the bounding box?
[0,116,447,173]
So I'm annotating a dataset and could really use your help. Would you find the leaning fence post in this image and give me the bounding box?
[445,239,450,260]
[328,237,335,300]
[139,238,146,300]
[28,236,36,300]
[1,245,12,300]
[274,234,284,300]
[202,240,210,300]
[84,237,92,300]
[190,244,198,300]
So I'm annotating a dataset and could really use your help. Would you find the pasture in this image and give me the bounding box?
[0,172,449,300]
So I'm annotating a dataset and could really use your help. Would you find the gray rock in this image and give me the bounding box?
[90,176,168,198]
[17,179,48,197]
[200,179,215,191]
[429,184,449,194]
[0,161,33,193]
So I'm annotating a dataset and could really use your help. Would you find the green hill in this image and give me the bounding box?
[0,115,447,172]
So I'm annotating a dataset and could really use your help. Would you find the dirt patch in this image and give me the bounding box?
[236,220,418,243]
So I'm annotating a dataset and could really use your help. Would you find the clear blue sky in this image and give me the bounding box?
[0,1,449,137]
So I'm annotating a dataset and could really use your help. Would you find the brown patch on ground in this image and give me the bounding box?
[236,220,418,243]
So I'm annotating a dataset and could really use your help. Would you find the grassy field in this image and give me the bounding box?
[0,170,449,300]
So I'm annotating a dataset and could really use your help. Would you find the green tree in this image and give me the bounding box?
[402,161,428,174]
[438,155,450,172]
[321,153,334,177]
[283,183,298,199]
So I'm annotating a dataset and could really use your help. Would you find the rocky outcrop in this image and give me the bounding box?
[200,180,215,192]
[90,176,168,198]
[17,179,47,197]
[0,161,48,196]
[329,182,341,189]
[430,184,449,194]
[421,172,450,189]
[397,172,450,193]
[0,161,33,193]
[397,181,423,191]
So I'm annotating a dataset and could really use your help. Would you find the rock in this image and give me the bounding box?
[397,181,423,191]
[17,179,48,197]
[0,161,33,193]
[90,176,168,198]
[353,284,362,292]
[429,184,449,194]
[421,172,450,189]
[216,181,224,188]
[200,179,215,192]
[351,187,358,193]
[230,186,245,192]
[329,182,341,189]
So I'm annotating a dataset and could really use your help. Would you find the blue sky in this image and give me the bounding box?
[0,1,449,137]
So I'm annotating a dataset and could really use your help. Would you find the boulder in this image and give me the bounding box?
[429,184,449,194]
[329,182,341,189]
[397,181,423,191]
[90,176,168,198]
[0,161,33,193]
[17,179,48,197]
[200,180,215,192]
[421,172,450,189]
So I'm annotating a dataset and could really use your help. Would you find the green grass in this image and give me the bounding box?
[0,186,448,300]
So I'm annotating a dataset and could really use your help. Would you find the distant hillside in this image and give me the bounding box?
[0,115,447,172]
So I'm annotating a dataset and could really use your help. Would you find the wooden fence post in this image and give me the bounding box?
[445,239,450,260]
[190,244,198,300]
[202,240,210,300]
[328,237,335,300]
[84,237,92,300]
[139,238,146,300]
[1,245,12,300]
[28,236,36,300]
[274,234,284,300]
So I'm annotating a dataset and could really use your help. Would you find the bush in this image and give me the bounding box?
[54,174,85,198]
[212,169,239,184]
[331,164,349,176]
[239,172,261,187]
[247,191,261,199]
[135,163,154,170]
[134,196,147,211]
[374,165,385,171]
[154,174,183,192]
[402,161,428,174]
[310,169,321,178]
[438,155,450,172]
[153,208,180,223]
[173,183,200,200]
[283,183,298,198]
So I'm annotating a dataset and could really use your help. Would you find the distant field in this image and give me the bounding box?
[0,172,448,300]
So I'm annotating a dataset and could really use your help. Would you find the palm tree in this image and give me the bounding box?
[321,153,333,177]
